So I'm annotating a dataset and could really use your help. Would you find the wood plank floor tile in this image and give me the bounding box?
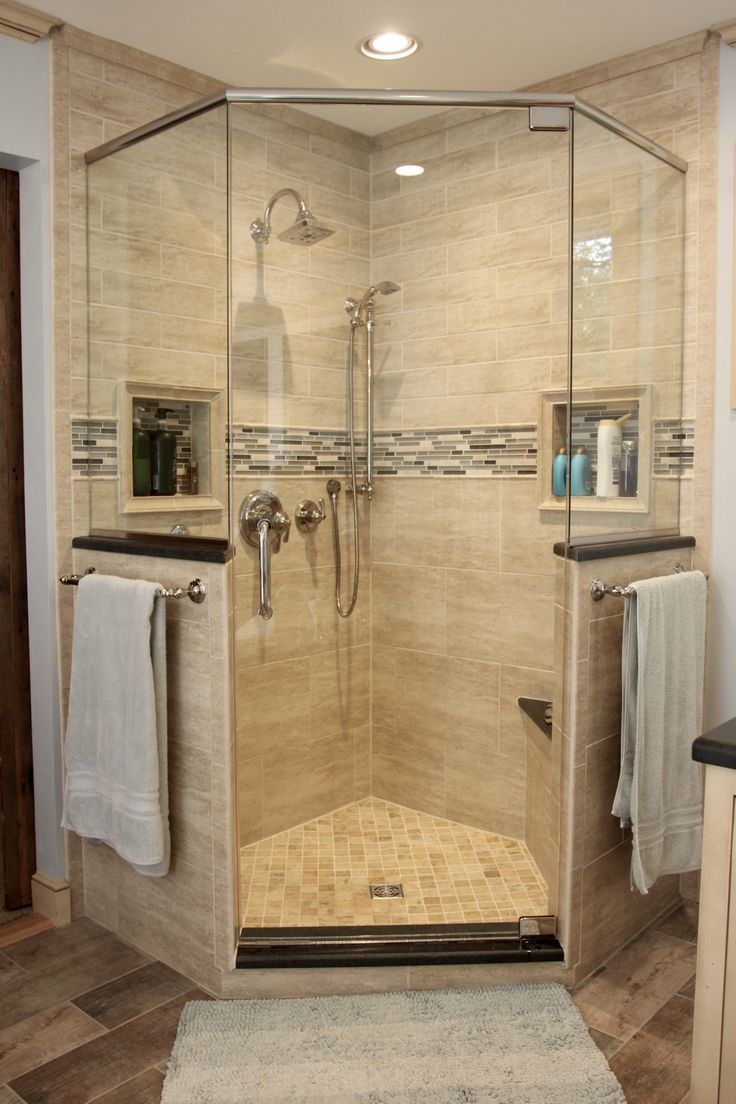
[608,995,693,1104]
[0,1003,105,1084]
[0,1086,23,1103]
[0,939,151,1033]
[0,954,27,990]
[679,977,696,1000]
[654,902,699,944]
[0,917,53,952]
[72,962,195,1029]
[574,929,696,1041]
[3,919,114,973]
[82,1068,165,1103]
[9,990,207,1104]
[588,1027,622,1059]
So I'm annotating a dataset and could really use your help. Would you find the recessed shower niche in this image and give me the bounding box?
[116,382,225,515]
[80,89,689,974]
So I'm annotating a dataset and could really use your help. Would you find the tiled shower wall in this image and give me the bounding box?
[228,105,374,844]
[368,112,567,857]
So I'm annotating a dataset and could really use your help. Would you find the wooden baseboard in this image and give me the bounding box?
[31,872,71,926]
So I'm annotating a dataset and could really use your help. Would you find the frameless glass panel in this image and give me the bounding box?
[568,112,686,541]
[84,105,229,537]
[230,100,570,932]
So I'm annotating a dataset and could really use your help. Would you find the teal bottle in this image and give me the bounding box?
[552,447,567,496]
[570,446,592,496]
[132,407,151,496]
[151,408,177,496]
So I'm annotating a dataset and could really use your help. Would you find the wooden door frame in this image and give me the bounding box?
[0,167,36,909]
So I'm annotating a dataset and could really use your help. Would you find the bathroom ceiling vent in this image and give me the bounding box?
[369,883,404,899]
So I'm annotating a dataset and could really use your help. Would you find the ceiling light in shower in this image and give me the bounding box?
[358,32,420,60]
[395,164,424,177]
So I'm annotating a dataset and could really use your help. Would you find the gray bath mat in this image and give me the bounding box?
[161,982,626,1103]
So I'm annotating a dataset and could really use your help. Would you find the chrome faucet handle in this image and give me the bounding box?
[295,498,326,534]
[272,510,290,551]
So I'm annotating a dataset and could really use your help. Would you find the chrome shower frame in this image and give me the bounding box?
[84,89,687,172]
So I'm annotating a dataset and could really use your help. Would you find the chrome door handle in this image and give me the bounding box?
[239,491,291,620]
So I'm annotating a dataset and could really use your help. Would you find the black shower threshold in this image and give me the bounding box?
[237,922,563,969]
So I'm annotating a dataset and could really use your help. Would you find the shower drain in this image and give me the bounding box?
[369,883,404,899]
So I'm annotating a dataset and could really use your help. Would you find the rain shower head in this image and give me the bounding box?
[250,187,334,247]
[276,213,334,246]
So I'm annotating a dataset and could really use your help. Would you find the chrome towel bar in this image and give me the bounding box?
[590,562,708,602]
[59,567,207,604]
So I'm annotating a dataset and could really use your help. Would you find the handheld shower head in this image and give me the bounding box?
[345,281,401,319]
[250,187,334,247]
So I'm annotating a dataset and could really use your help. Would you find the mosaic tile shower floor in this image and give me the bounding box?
[239,797,548,928]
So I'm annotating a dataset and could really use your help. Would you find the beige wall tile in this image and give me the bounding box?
[446,570,554,668]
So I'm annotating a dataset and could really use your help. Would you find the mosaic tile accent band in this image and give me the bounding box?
[653,418,695,475]
[230,424,538,477]
[72,418,696,479]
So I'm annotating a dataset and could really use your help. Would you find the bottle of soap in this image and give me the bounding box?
[570,446,592,496]
[552,447,568,497]
[132,406,151,496]
[596,413,631,497]
[151,408,177,496]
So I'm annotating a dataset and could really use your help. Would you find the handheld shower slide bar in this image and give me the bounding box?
[327,282,400,618]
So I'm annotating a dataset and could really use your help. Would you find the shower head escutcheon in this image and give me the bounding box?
[249,187,335,247]
[345,281,401,319]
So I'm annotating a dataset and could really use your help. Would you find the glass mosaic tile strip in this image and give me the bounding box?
[72,418,695,480]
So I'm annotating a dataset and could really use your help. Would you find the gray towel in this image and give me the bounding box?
[62,573,170,876]
[612,570,706,893]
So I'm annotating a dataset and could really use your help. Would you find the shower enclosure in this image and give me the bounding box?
[82,89,686,965]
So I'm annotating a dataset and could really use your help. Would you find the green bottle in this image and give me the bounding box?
[132,406,151,496]
[151,407,177,496]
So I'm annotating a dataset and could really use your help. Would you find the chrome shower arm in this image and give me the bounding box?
[262,188,309,231]
[250,188,312,245]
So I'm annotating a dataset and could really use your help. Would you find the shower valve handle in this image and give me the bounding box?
[238,491,291,619]
[295,498,326,534]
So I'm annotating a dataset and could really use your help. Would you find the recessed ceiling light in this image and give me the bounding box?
[359,32,420,60]
[395,164,425,177]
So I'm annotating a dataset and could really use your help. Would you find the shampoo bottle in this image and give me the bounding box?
[151,407,177,496]
[132,406,151,496]
[570,446,592,496]
[552,447,567,497]
[595,412,631,497]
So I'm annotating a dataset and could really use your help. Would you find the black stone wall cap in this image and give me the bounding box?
[72,530,232,563]
[553,535,696,562]
[693,717,736,771]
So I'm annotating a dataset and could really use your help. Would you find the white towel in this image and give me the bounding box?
[612,570,706,893]
[62,573,170,876]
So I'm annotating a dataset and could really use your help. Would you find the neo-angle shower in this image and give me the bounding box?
[328,281,400,618]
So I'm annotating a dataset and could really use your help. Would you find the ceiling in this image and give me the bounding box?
[46,0,736,134]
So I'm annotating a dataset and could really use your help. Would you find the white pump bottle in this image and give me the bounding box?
[595,412,631,497]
